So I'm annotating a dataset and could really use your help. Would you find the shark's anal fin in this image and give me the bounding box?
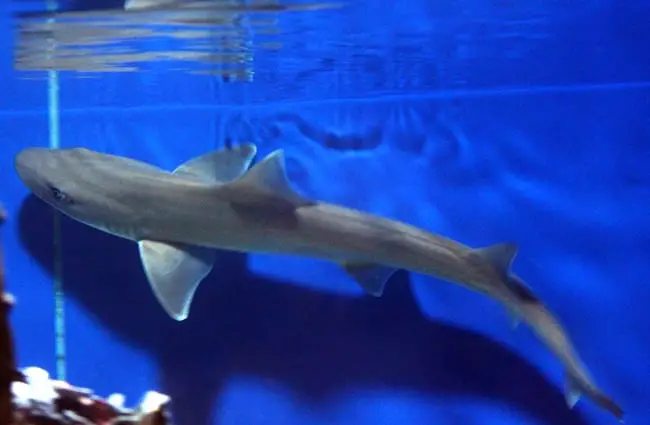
[565,373,582,409]
[342,262,399,297]
[138,240,216,321]
[505,305,521,329]
[173,143,257,184]
[225,149,314,211]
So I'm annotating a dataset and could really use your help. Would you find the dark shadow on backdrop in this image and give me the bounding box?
[58,0,125,11]
[18,194,588,425]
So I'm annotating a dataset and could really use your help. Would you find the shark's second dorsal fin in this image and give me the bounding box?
[473,243,538,302]
[173,143,257,184]
[474,243,526,327]
[473,243,518,275]
[225,149,313,210]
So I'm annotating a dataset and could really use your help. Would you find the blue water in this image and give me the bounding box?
[1,1,649,425]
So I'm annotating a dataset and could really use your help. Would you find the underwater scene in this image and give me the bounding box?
[0,0,649,424]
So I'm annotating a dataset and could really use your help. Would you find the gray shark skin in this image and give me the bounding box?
[14,144,622,420]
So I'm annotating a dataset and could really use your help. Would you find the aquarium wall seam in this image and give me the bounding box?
[46,0,66,382]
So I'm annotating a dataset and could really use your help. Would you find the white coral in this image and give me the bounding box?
[107,392,126,409]
[139,391,170,414]
[12,365,171,420]
[20,366,58,405]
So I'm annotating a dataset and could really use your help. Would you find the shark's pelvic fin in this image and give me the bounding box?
[173,143,258,184]
[225,149,313,210]
[342,261,399,297]
[473,243,518,275]
[138,240,216,321]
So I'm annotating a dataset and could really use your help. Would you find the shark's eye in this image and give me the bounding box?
[49,186,74,204]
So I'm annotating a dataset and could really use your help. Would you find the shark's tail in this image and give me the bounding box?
[504,274,625,422]
[566,372,624,422]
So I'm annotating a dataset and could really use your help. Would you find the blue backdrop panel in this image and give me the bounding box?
[0,10,53,115]
[17,87,648,425]
[1,1,58,374]
[50,0,650,110]
[1,112,58,374]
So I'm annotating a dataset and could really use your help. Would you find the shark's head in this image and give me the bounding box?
[15,147,138,235]
[16,147,85,207]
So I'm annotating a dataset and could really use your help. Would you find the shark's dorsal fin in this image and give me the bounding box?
[173,143,257,184]
[473,243,518,275]
[225,149,313,210]
[138,240,216,321]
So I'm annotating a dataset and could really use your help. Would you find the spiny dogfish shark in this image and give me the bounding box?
[14,144,623,421]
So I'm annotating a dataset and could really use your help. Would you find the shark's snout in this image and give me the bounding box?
[15,148,52,191]
[15,149,37,181]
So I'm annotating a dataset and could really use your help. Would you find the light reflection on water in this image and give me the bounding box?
[13,0,343,80]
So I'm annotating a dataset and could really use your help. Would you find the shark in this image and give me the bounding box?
[14,143,623,420]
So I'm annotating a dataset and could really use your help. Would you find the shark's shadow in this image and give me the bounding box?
[17,194,588,425]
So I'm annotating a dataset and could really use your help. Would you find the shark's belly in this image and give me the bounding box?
[143,199,484,285]
[144,202,387,262]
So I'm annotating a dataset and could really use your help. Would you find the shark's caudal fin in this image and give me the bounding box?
[475,243,625,421]
[139,144,259,321]
[566,372,625,422]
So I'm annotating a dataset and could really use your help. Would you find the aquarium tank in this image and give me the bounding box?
[0,0,647,424]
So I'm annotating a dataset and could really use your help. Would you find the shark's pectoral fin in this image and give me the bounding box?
[173,143,258,184]
[224,149,314,211]
[342,261,399,297]
[565,373,582,409]
[473,243,519,275]
[138,240,216,321]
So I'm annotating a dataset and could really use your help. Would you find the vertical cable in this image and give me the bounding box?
[46,0,65,382]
